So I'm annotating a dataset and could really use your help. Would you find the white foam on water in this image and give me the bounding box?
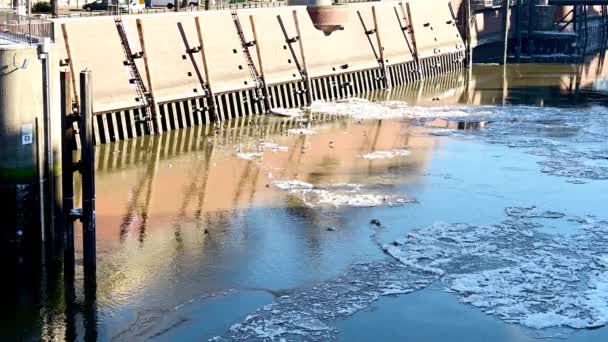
[360,149,411,160]
[287,128,317,135]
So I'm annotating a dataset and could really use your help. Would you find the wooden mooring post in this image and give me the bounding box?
[60,70,96,280]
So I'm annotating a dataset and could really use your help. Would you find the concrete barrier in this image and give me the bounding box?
[48,1,465,144]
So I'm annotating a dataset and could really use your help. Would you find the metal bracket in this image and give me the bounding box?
[188,46,201,53]
[69,208,83,221]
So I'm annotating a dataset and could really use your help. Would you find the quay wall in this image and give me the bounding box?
[50,0,465,144]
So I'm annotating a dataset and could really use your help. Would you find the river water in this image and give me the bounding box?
[3,60,608,341]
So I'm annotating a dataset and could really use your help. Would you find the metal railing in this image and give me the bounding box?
[54,0,285,18]
[0,12,54,44]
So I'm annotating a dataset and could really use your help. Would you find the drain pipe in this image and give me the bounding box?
[38,37,54,244]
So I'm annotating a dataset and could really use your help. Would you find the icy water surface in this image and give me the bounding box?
[3,62,608,341]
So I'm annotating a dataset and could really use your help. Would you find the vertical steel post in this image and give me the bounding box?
[527,0,535,55]
[60,71,75,278]
[502,0,511,65]
[40,38,54,246]
[465,0,473,68]
[516,0,523,62]
[79,71,96,278]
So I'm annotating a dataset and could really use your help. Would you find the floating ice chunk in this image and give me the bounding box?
[309,98,497,120]
[259,142,288,152]
[270,107,305,117]
[292,317,330,331]
[360,149,411,160]
[273,179,413,208]
[273,180,314,190]
[236,152,262,160]
[505,206,565,219]
[287,128,317,135]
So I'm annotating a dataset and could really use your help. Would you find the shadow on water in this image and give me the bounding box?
[0,240,98,341]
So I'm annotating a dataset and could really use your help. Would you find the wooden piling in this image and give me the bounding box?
[372,6,391,89]
[136,19,162,135]
[79,71,96,277]
[292,10,313,106]
[61,24,79,107]
[195,16,219,122]
[249,15,272,112]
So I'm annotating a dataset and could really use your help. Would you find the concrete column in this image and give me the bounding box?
[0,45,44,249]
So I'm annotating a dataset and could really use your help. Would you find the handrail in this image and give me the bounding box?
[0,12,54,44]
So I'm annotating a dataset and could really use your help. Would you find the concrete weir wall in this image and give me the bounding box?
[51,1,465,144]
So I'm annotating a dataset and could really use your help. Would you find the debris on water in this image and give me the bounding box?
[360,149,411,160]
[370,219,382,227]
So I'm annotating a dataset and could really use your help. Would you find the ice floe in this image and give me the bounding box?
[360,149,411,160]
[213,206,608,341]
[236,152,263,160]
[384,206,608,331]
[273,180,413,208]
[287,128,317,135]
[309,98,497,120]
[270,107,305,117]
[213,262,435,341]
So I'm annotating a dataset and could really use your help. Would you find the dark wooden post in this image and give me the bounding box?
[79,71,96,278]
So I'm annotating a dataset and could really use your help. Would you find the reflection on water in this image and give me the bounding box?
[4,49,608,341]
